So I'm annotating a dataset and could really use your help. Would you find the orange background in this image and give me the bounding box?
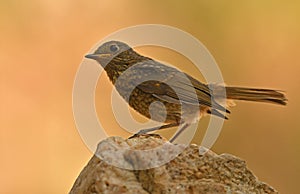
[1,1,299,193]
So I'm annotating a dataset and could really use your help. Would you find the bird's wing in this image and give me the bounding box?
[123,59,228,113]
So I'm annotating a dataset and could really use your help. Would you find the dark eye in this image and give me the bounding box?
[109,44,119,52]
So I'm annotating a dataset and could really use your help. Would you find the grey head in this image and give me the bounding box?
[85,40,133,67]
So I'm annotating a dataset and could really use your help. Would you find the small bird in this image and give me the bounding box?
[85,40,287,141]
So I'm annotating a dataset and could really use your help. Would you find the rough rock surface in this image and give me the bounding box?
[70,134,278,194]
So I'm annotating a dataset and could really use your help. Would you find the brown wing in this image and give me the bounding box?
[127,60,228,113]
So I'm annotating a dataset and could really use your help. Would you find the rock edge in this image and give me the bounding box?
[70,134,278,194]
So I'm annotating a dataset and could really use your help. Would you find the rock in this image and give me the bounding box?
[70,134,278,194]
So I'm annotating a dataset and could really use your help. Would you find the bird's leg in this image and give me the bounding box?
[137,122,179,134]
[169,123,190,142]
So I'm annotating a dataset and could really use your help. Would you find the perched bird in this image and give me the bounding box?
[85,40,287,141]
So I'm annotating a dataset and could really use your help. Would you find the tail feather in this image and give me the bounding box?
[225,87,287,105]
[207,109,228,120]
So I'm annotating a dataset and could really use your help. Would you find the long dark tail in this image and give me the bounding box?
[225,87,287,105]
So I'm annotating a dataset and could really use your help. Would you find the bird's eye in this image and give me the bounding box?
[109,44,119,52]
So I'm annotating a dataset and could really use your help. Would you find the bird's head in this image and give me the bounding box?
[85,40,133,67]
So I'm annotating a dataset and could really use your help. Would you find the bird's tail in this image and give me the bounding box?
[225,87,287,105]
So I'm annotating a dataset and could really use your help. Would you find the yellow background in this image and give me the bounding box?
[1,0,299,193]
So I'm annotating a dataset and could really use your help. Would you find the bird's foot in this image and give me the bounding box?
[136,127,159,134]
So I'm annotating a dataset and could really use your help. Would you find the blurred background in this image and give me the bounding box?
[1,0,299,193]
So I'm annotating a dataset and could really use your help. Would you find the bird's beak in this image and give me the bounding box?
[85,54,99,60]
[85,53,111,60]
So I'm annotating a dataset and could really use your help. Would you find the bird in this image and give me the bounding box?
[85,40,287,142]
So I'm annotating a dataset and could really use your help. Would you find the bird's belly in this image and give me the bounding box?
[116,87,200,124]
